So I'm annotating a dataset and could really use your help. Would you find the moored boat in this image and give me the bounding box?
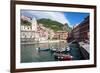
[36,47,50,51]
[50,47,57,52]
[66,46,70,51]
[50,47,66,52]
[53,53,73,60]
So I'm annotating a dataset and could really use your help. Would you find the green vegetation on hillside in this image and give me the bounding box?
[37,18,72,32]
[21,19,31,26]
[64,23,72,32]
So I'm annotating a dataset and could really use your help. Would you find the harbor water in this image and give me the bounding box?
[21,42,85,63]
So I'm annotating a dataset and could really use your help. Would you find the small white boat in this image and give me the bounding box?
[36,47,39,50]
[61,48,66,52]
[50,46,57,52]
[51,48,57,51]
[66,46,70,51]
[51,47,66,52]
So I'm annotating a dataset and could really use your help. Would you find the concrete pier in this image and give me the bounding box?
[79,42,89,59]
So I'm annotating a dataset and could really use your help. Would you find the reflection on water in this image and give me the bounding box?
[21,43,56,63]
[21,42,84,63]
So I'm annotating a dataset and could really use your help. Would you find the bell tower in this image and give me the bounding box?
[31,17,37,31]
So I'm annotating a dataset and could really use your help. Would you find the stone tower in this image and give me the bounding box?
[31,17,37,31]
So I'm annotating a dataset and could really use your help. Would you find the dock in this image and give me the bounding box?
[79,42,89,59]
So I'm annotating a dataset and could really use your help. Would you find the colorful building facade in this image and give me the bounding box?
[54,31,68,40]
[67,16,89,42]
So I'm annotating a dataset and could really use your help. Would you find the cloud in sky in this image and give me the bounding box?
[21,10,70,26]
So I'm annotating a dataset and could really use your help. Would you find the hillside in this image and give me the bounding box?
[21,19,31,26]
[37,18,72,32]
[64,23,72,32]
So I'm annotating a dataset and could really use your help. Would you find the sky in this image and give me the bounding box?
[21,10,89,28]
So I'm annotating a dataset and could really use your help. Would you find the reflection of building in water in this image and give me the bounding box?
[67,16,89,42]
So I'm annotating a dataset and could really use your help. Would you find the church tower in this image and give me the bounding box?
[31,17,37,31]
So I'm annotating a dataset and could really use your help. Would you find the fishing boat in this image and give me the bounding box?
[50,48,66,53]
[36,47,50,51]
[54,53,73,60]
[50,39,66,52]
[56,48,66,53]
[66,46,70,51]
[50,48,57,52]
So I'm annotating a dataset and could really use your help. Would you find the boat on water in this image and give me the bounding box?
[66,46,70,51]
[53,53,73,60]
[50,46,70,53]
[50,48,57,52]
[36,47,50,51]
[50,48,66,52]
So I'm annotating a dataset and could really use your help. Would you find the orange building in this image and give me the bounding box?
[54,31,68,40]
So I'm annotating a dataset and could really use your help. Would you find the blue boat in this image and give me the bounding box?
[36,47,50,51]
